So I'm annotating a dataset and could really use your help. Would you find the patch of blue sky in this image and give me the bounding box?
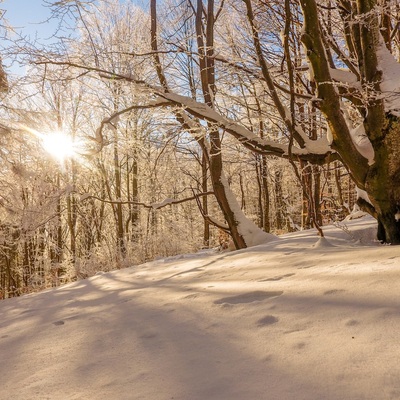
[1,0,63,74]
[2,0,58,40]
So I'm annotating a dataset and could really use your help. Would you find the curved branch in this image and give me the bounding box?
[155,90,336,164]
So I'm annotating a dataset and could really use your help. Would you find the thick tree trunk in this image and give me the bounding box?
[209,128,247,249]
[299,0,400,244]
[364,116,400,244]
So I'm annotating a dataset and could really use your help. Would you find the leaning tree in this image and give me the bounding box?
[143,0,400,245]
[134,0,400,245]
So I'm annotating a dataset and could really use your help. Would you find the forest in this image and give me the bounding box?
[0,0,399,298]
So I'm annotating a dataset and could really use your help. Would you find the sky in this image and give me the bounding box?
[1,0,58,40]
[1,0,61,74]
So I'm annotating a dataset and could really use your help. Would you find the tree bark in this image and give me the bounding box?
[364,116,400,243]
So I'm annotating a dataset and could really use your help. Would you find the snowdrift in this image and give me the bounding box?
[1,216,400,400]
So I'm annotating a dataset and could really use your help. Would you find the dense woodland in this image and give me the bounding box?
[0,0,399,298]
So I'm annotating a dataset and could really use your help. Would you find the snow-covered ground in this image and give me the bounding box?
[1,215,400,400]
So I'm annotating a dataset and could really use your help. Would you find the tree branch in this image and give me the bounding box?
[80,191,215,210]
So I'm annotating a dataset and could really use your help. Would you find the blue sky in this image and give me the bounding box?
[2,0,58,40]
[1,0,65,74]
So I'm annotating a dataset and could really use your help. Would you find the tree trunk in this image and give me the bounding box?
[261,156,271,232]
[208,127,247,249]
[334,162,347,216]
[67,193,77,262]
[125,118,139,243]
[301,161,312,229]
[194,0,247,249]
[363,116,400,244]
[313,165,322,227]
[114,134,126,257]
[202,150,210,247]
[149,0,272,249]
[275,169,284,231]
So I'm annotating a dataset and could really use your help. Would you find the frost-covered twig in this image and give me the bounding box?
[333,221,354,241]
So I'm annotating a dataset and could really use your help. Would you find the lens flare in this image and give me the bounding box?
[41,131,76,162]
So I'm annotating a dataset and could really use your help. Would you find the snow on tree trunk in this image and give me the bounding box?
[219,174,276,248]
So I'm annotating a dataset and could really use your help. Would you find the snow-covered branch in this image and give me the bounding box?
[80,192,215,210]
[154,91,335,163]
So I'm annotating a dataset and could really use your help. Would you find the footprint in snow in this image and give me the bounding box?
[140,332,157,339]
[257,315,279,326]
[345,319,359,326]
[20,309,36,315]
[65,315,80,321]
[259,273,295,282]
[183,293,199,300]
[323,289,346,295]
[214,290,283,305]
[52,316,79,326]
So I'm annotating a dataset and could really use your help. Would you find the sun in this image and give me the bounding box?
[41,131,77,162]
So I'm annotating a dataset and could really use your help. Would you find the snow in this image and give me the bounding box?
[376,36,400,116]
[79,192,91,201]
[329,67,361,88]
[220,174,276,247]
[312,236,336,248]
[344,209,368,221]
[326,122,333,145]
[151,198,176,209]
[156,91,332,156]
[356,186,373,206]
[350,123,375,165]
[327,37,400,117]
[2,216,400,399]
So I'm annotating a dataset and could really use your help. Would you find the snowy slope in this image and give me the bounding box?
[1,216,400,400]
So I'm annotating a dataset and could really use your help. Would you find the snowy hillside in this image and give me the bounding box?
[1,215,400,400]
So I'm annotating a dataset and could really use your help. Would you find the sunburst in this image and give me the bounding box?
[41,131,77,162]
